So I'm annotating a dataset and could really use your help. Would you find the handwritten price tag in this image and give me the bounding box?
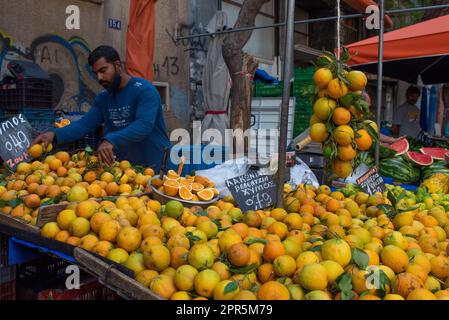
[0,114,36,171]
[225,170,277,212]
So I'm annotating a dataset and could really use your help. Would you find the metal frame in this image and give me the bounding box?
[180,2,449,207]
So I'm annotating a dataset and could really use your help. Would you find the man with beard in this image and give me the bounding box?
[32,46,171,171]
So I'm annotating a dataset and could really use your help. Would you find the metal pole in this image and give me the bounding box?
[375,0,385,168]
[276,0,295,208]
[217,0,222,11]
[175,4,449,41]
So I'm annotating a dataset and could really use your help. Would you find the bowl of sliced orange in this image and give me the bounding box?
[150,170,220,208]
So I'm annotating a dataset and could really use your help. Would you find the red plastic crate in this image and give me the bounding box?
[37,280,120,300]
[0,235,8,267]
[0,280,16,300]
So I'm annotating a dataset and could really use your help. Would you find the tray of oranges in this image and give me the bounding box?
[150,170,219,207]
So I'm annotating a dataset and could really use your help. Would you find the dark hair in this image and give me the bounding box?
[406,86,420,96]
[88,45,121,66]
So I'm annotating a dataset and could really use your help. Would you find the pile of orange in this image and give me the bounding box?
[309,52,378,179]
[36,183,449,300]
[0,148,155,225]
[151,170,219,202]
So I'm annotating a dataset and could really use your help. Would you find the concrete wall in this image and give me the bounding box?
[152,0,191,129]
[0,0,129,112]
[0,0,191,129]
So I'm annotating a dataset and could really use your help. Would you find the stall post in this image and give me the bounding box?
[276,0,295,208]
[375,0,385,167]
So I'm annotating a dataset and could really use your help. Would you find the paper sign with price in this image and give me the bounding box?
[225,170,277,212]
[0,114,36,171]
[356,166,386,196]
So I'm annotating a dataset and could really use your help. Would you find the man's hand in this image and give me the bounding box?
[97,140,116,167]
[31,131,55,150]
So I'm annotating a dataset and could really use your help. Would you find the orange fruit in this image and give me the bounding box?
[310,123,329,143]
[257,281,290,300]
[24,194,41,209]
[105,182,120,196]
[55,151,70,163]
[28,144,43,159]
[347,71,367,91]
[313,68,333,89]
[191,183,205,193]
[263,241,285,262]
[338,145,357,161]
[163,179,180,197]
[332,160,353,179]
[197,189,214,201]
[333,125,354,146]
[332,107,351,126]
[227,243,251,267]
[313,97,337,121]
[355,129,373,151]
[178,186,193,201]
[327,78,348,99]
[166,170,180,180]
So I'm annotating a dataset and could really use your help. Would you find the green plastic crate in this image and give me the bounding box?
[294,67,315,82]
[254,82,284,97]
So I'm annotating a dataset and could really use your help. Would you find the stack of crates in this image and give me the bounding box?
[293,67,315,137]
[253,81,284,97]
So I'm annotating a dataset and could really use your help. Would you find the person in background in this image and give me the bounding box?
[31,45,171,171]
[362,91,405,145]
[392,86,422,138]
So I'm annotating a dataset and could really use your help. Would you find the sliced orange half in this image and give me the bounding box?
[167,169,180,180]
[197,188,214,201]
[210,188,220,197]
[191,182,205,193]
[163,179,180,197]
[179,186,194,201]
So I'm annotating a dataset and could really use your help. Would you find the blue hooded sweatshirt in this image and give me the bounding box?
[53,77,171,171]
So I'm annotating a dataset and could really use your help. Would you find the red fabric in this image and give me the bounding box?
[346,14,449,66]
[344,0,393,28]
[126,0,156,81]
[206,110,227,115]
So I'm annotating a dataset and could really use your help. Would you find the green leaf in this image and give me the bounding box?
[228,263,258,275]
[352,248,369,270]
[8,197,22,208]
[245,238,268,245]
[309,237,322,244]
[85,146,93,155]
[181,252,189,261]
[376,204,393,214]
[359,290,371,297]
[224,281,239,295]
[309,245,322,252]
[364,123,379,143]
[185,232,202,246]
[336,273,354,300]
[194,210,209,217]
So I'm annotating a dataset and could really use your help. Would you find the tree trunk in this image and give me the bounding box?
[423,0,449,20]
[223,0,270,131]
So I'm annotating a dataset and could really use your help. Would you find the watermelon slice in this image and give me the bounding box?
[420,147,449,160]
[406,151,433,166]
[390,138,409,156]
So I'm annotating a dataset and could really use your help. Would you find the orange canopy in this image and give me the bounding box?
[346,14,449,84]
[126,0,156,81]
[347,14,449,66]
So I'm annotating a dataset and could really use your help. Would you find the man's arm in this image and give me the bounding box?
[54,102,104,144]
[104,88,160,149]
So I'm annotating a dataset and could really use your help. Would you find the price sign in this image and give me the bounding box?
[356,166,386,195]
[0,114,36,171]
[225,170,277,212]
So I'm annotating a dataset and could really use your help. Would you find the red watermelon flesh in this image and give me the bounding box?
[390,138,409,155]
[420,147,449,160]
[406,151,433,166]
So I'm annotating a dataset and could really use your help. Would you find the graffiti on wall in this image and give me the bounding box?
[0,30,102,112]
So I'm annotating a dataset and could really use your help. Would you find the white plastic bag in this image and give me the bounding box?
[288,157,320,189]
[195,157,251,197]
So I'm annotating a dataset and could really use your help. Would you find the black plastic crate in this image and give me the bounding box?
[17,256,69,293]
[0,79,54,110]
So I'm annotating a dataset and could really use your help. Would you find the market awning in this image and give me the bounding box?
[126,0,156,81]
[346,14,449,84]
[344,0,393,28]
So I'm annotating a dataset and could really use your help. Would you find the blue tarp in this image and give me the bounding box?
[8,237,77,265]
